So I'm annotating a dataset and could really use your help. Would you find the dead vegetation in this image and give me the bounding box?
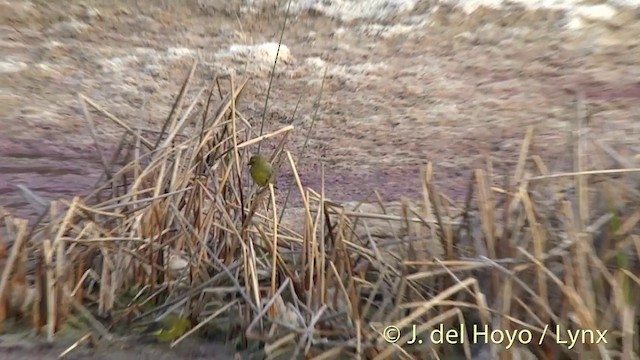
[1,58,639,360]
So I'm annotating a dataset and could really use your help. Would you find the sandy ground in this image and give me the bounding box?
[1,0,640,357]
[2,0,640,221]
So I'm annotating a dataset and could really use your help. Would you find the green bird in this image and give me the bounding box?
[248,154,277,188]
[134,314,192,343]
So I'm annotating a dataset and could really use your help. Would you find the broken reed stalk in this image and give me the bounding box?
[42,239,55,343]
[0,220,27,301]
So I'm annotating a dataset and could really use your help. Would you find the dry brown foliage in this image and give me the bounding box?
[1,62,639,360]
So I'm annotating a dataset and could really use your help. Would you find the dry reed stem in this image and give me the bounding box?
[80,94,153,149]
[513,126,534,186]
[57,332,94,359]
[0,220,28,310]
[526,168,640,181]
[15,184,48,212]
[43,239,55,342]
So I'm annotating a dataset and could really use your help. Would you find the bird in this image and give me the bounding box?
[134,313,192,343]
[248,154,277,188]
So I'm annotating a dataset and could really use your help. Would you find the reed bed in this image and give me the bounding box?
[1,63,639,360]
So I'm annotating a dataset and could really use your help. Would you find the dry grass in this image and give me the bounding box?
[0,60,639,360]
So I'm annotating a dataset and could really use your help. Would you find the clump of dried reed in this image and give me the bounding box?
[0,63,639,360]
